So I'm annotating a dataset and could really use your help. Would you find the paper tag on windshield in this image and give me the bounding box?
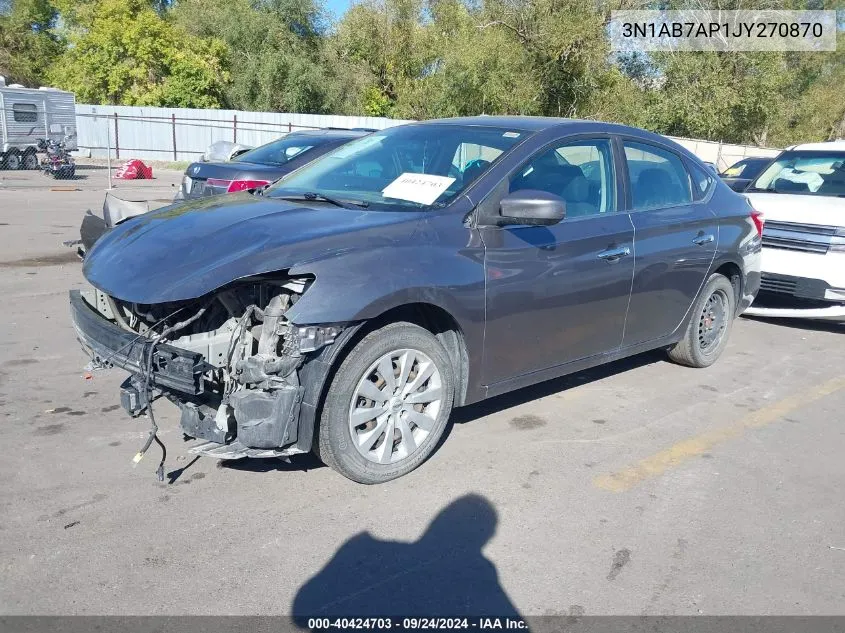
[382,173,456,205]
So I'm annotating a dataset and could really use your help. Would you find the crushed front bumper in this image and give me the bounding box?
[70,290,307,456]
[70,289,209,394]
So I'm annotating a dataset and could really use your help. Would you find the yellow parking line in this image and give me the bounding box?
[594,375,845,493]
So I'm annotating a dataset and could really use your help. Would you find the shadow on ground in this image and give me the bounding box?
[452,349,666,426]
[221,350,667,477]
[291,494,520,620]
[741,314,844,335]
[219,451,326,473]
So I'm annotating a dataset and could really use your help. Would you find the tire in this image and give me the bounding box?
[668,273,736,368]
[1,150,21,170]
[316,322,455,484]
[21,151,39,170]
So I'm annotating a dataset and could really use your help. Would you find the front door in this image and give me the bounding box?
[481,138,635,387]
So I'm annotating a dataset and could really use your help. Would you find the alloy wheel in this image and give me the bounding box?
[348,348,443,465]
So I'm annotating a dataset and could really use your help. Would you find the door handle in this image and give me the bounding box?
[693,233,715,246]
[597,246,631,261]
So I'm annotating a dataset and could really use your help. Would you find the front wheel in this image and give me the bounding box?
[1,150,21,170]
[316,322,455,484]
[668,273,736,368]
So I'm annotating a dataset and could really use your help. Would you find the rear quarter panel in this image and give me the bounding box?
[709,182,762,311]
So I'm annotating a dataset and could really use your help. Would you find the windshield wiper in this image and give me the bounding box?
[277,192,369,209]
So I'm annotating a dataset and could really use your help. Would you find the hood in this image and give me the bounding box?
[745,192,845,227]
[83,193,419,304]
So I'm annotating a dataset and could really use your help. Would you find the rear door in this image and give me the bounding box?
[620,139,718,346]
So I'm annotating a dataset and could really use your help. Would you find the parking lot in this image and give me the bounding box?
[1,164,844,616]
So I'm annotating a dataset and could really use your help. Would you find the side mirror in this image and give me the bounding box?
[499,189,566,226]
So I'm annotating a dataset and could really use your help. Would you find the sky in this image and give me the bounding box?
[324,0,354,21]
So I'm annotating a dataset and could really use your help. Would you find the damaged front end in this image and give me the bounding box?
[69,275,343,469]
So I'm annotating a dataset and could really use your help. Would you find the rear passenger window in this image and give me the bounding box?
[688,162,713,199]
[510,139,614,218]
[12,103,38,123]
[624,142,692,210]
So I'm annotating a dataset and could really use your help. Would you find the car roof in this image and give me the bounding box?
[417,115,593,131]
[731,156,771,165]
[788,140,845,152]
[287,128,375,140]
[411,116,681,142]
[408,116,703,160]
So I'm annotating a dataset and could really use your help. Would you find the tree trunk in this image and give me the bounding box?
[833,109,845,140]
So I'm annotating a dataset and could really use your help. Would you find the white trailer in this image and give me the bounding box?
[0,77,77,170]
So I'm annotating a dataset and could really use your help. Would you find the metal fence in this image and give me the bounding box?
[74,104,781,170]
[670,137,781,171]
[75,105,411,162]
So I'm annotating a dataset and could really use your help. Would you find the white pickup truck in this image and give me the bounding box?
[744,140,845,321]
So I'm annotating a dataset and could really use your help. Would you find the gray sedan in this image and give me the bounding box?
[70,116,762,483]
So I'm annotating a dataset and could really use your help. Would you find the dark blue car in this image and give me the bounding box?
[177,128,374,199]
[71,117,762,483]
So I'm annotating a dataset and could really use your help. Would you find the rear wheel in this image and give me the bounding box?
[668,273,736,368]
[21,150,39,170]
[316,322,455,484]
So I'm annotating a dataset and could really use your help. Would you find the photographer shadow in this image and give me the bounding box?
[292,494,520,621]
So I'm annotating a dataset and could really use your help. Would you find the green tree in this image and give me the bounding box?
[477,0,616,118]
[768,32,845,145]
[173,0,346,113]
[0,0,63,86]
[328,0,426,116]
[47,0,227,107]
[641,51,793,145]
[332,0,540,119]
[331,0,649,121]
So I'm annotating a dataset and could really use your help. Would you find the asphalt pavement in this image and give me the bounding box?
[1,164,843,616]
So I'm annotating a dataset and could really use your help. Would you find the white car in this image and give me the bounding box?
[744,140,845,321]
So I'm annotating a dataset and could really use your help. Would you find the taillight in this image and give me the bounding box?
[206,178,231,189]
[750,209,764,237]
[226,179,270,193]
[205,178,270,193]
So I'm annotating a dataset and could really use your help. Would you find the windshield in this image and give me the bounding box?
[234,135,319,166]
[265,124,528,209]
[749,151,845,197]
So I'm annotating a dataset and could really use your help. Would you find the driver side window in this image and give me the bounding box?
[510,139,615,218]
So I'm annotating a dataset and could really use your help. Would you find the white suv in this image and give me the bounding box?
[744,140,845,321]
